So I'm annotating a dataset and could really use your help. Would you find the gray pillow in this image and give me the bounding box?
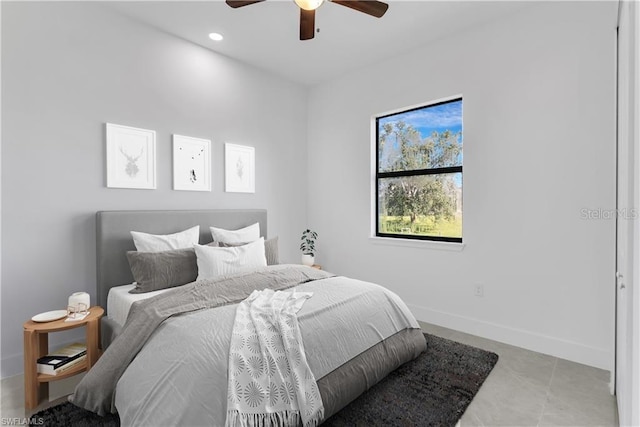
[127,248,198,294]
[219,237,279,265]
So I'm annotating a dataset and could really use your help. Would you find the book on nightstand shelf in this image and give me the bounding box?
[36,342,87,375]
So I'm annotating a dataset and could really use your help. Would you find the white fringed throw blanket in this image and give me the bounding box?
[226,289,324,427]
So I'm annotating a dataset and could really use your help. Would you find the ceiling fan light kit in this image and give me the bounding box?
[225,0,389,41]
[294,0,324,11]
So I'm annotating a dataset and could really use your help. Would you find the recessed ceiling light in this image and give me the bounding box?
[208,33,224,41]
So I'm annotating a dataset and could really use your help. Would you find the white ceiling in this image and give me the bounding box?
[108,1,532,86]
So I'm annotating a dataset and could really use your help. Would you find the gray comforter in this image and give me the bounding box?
[70,265,425,425]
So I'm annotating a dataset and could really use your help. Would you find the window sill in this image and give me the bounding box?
[368,236,466,252]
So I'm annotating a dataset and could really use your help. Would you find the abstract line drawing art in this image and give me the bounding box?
[236,156,244,180]
[225,143,255,193]
[173,135,211,192]
[106,123,156,189]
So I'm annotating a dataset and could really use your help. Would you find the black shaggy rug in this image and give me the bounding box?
[30,333,498,427]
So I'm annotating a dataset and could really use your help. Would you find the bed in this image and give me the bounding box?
[71,209,426,426]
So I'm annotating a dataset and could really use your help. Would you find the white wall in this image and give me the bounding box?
[1,2,309,377]
[1,0,620,379]
[307,2,617,370]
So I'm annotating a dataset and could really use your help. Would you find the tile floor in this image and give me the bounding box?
[1,372,84,420]
[419,322,618,427]
[0,323,618,426]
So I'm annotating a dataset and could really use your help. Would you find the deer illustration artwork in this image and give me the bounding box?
[119,145,144,178]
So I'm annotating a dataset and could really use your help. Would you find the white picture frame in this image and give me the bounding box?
[225,143,255,193]
[173,134,212,192]
[106,123,156,189]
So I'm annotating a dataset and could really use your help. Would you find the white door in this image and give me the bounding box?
[615,2,634,425]
[616,112,631,426]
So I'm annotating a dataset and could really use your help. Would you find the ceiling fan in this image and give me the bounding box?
[225,0,389,41]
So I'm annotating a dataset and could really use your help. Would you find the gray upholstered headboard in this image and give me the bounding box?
[96,209,267,313]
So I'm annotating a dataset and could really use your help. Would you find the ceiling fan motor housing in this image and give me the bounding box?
[225,0,389,40]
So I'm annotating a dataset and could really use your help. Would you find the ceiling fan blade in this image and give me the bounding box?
[300,9,315,40]
[226,0,265,8]
[331,0,388,18]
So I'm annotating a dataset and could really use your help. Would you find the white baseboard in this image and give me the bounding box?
[409,303,612,371]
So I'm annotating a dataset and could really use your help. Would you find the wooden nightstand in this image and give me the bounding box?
[311,264,322,270]
[23,306,104,410]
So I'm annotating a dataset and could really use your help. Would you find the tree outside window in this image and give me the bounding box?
[376,98,463,242]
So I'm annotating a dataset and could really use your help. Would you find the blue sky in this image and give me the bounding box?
[379,99,463,137]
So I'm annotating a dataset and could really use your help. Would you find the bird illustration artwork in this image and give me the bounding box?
[179,145,204,185]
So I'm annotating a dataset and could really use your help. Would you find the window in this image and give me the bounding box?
[375,97,463,242]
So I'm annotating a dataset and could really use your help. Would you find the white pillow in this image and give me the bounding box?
[131,226,200,252]
[209,223,260,244]
[194,237,266,280]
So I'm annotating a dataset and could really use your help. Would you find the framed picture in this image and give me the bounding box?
[173,135,212,192]
[225,143,255,193]
[106,123,156,189]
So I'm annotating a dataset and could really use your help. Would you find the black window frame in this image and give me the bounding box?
[375,97,463,243]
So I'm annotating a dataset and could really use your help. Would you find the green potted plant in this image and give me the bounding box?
[300,229,318,266]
